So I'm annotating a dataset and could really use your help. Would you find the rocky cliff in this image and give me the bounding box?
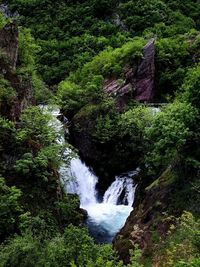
[103,39,155,111]
[0,22,34,120]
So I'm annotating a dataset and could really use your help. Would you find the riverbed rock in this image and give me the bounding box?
[103,39,155,111]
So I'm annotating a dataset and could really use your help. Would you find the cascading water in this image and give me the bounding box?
[66,158,98,206]
[85,171,136,243]
[103,171,137,205]
[42,105,137,243]
[63,155,137,242]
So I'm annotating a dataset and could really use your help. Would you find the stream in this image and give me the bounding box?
[42,105,137,243]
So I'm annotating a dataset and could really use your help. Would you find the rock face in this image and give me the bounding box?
[103,39,155,110]
[135,39,155,101]
[0,23,34,120]
[113,167,178,263]
[0,22,18,70]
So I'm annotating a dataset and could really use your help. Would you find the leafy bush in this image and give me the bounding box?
[153,212,200,267]
[16,107,56,147]
[145,102,198,172]
[0,225,144,267]
[0,77,16,107]
[178,63,200,109]
[0,177,22,239]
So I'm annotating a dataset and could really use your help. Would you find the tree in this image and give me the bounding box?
[179,63,200,110]
[145,102,198,172]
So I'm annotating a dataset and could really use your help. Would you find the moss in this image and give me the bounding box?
[73,104,99,121]
[146,167,177,191]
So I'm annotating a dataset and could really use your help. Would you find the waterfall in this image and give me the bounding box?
[103,171,137,206]
[42,105,137,243]
[66,158,98,206]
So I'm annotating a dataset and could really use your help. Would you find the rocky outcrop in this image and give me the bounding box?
[113,167,181,263]
[135,39,155,101]
[103,39,155,110]
[0,22,34,120]
[0,22,18,70]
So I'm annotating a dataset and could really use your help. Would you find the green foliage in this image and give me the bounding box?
[0,231,42,267]
[15,145,59,180]
[19,211,60,240]
[178,63,200,109]
[127,249,144,267]
[17,106,56,147]
[0,12,8,29]
[156,37,190,67]
[0,225,143,267]
[14,107,61,181]
[93,105,153,155]
[119,0,170,34]
[0,76,16,106]
[17,27,50,102]
[0,117,16,157]
[2,1,200,266]
[119,106,153,140]
[8,0,126,84]
[56,81,86,118]
[155,36,191,99]
[145,13,195,38]
[0,177,22,239]
[55,195,84,226]
[163,0,200,29]
[73,38,145,83]
[153,212,200,267]
[8,0,200,87]
[18,27,40,75]
[95,113,118,143]
[145,102,198,172]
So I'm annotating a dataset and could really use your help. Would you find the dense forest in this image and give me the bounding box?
[0,0,200,266]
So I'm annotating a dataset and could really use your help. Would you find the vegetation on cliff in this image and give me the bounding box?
[0,0,200,266]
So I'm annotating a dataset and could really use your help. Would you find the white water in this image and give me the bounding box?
[63,155,137,242]
[103,171,137,206]
[42,106,137,243]
[65,159,137,243]
[66,158,98,206]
